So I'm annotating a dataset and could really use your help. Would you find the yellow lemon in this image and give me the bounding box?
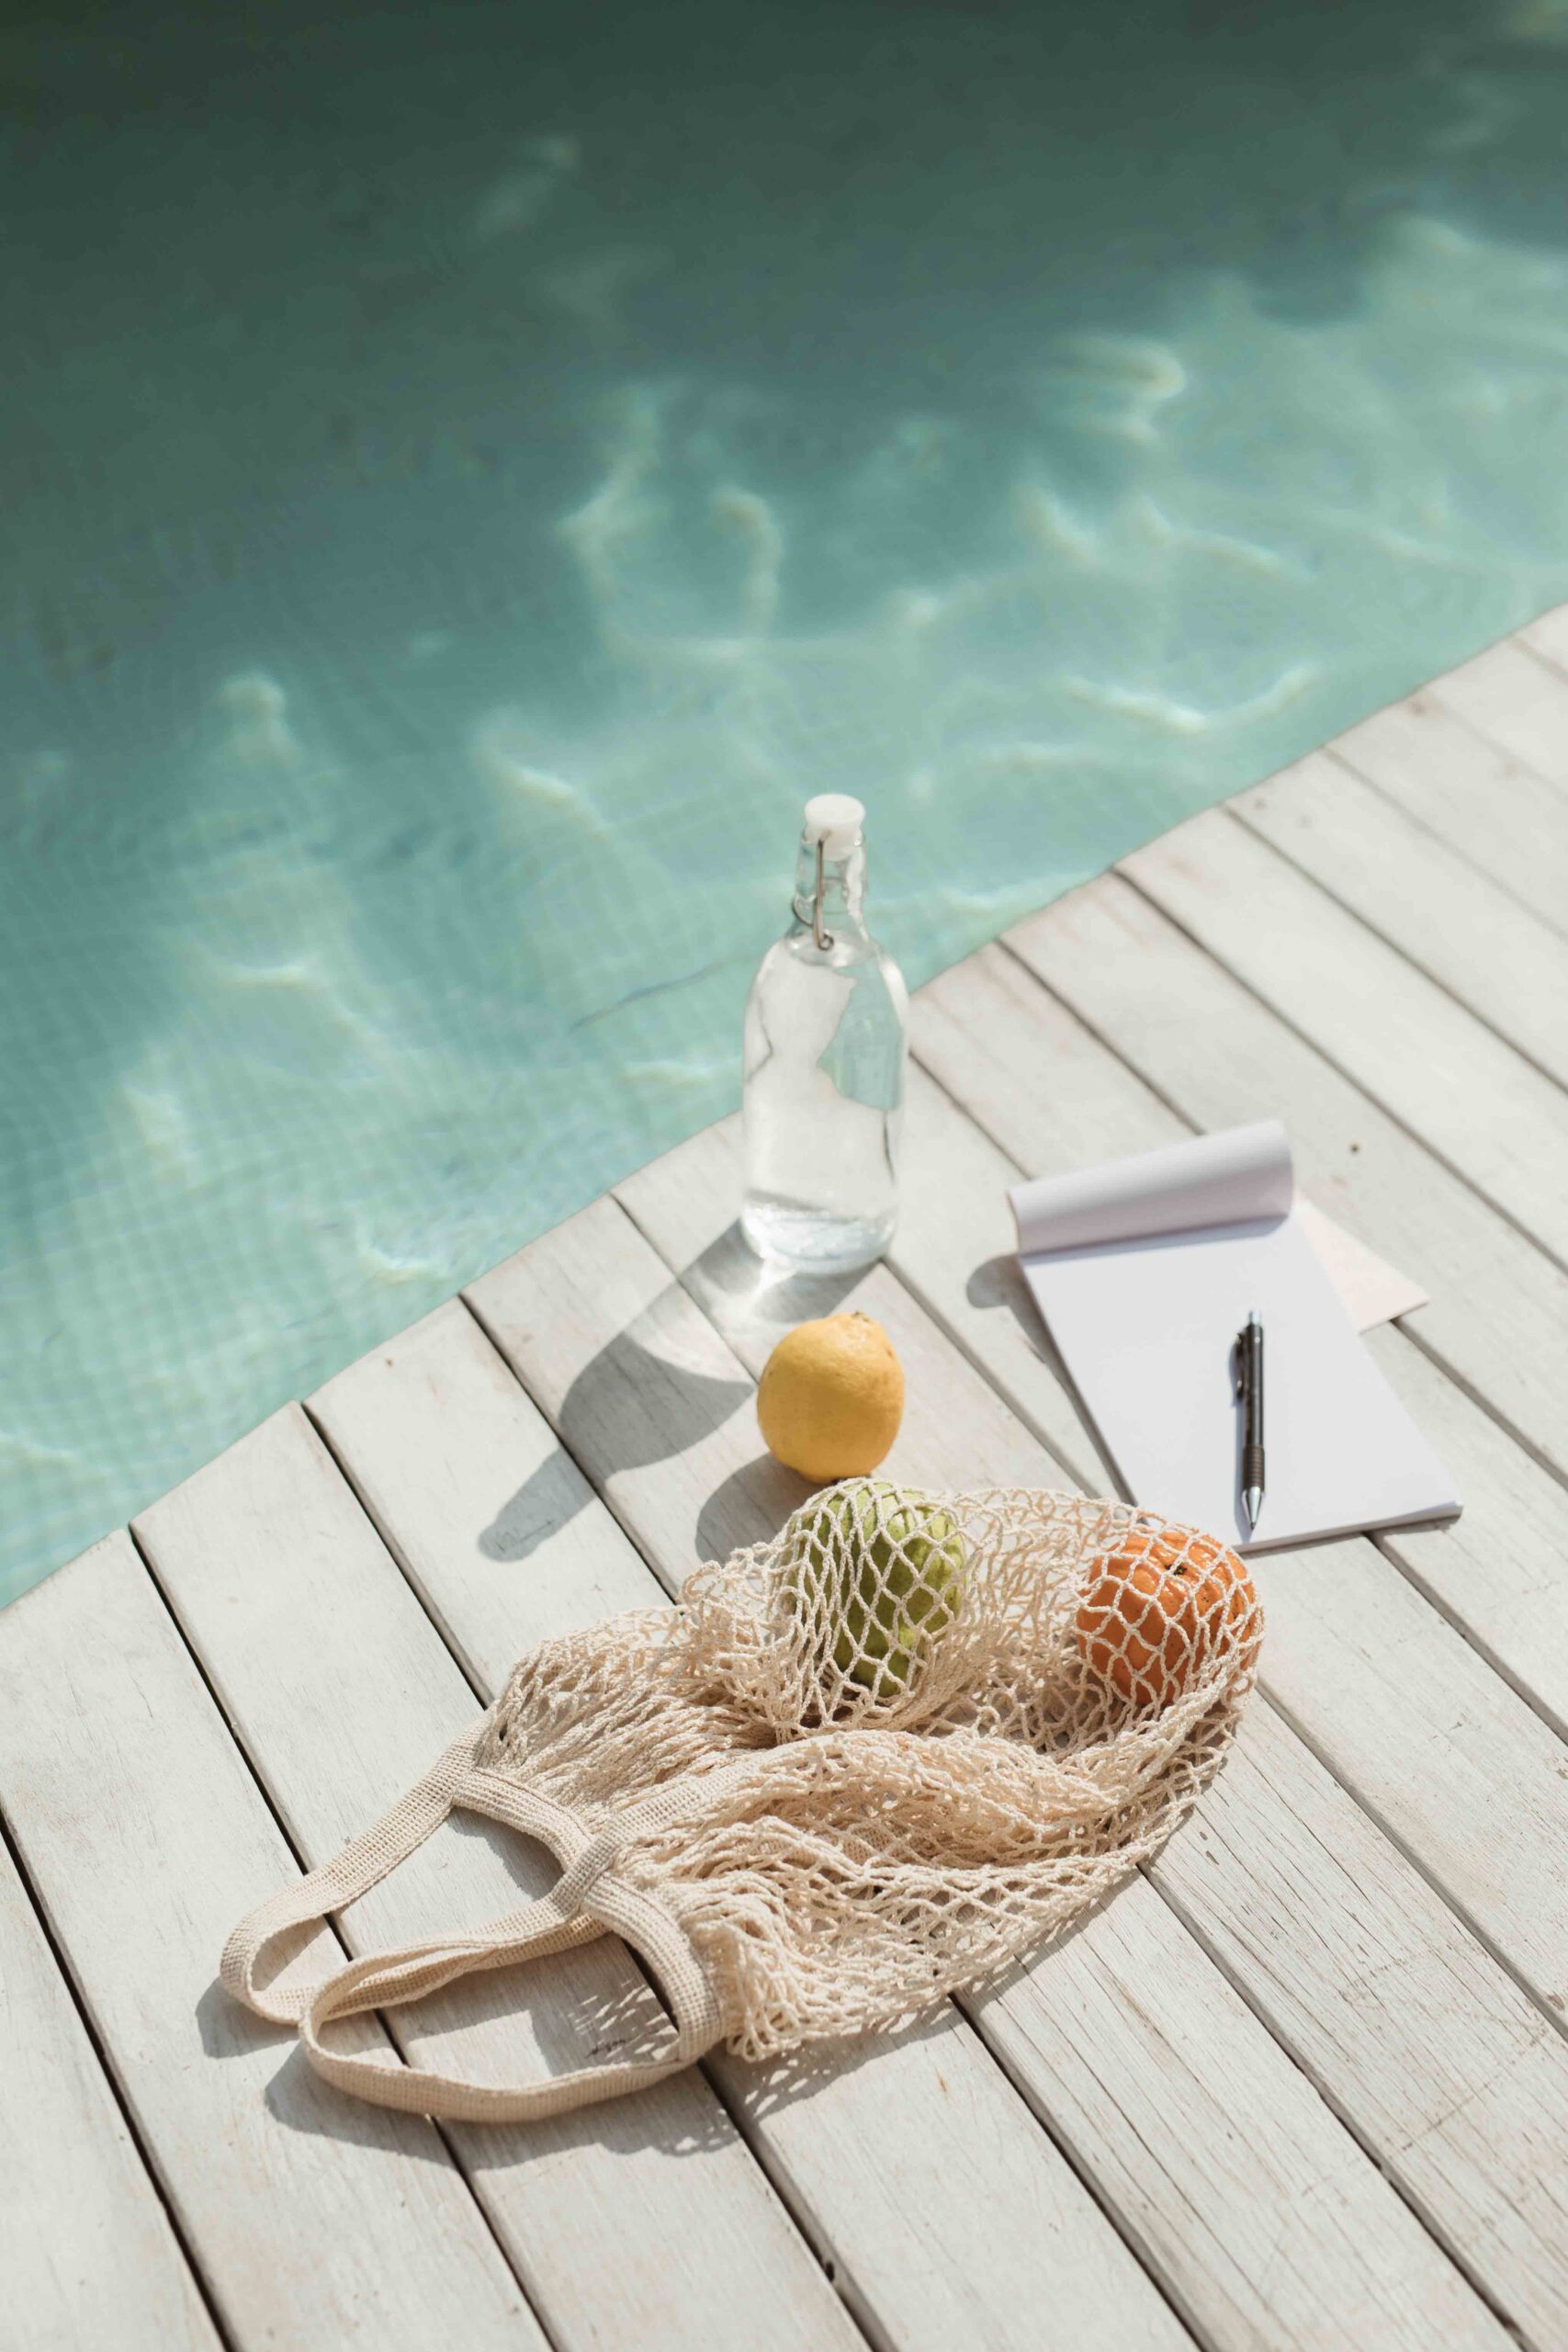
[757,1312,904,1481]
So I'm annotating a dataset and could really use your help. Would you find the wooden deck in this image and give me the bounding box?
[6,611,1568,2352]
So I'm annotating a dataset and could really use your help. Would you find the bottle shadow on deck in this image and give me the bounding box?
[478,1277,793,1571]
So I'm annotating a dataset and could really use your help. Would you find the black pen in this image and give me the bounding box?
[1234,1313,1265,1536]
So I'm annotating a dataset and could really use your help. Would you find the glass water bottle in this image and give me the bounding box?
[741,794,908,1273]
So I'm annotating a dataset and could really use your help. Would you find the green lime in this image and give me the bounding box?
[786,1479,965,1695]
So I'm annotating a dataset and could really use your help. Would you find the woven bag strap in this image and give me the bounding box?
[221,1720,504,2024]
[296,1858,722,2122]
[222,1733,750,2120]
[289,1763,744,2120]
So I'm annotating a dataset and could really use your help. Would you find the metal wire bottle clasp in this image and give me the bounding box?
[792,837,834,952]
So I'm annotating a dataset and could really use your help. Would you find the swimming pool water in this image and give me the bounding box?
[6,0,1568,1604]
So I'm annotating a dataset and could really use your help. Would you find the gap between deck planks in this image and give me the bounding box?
[1427,633,1568,789]
[471,1193,1523,2352]
[0,1826,220,2352]
[1325,688,1568,937]
[1229,752,1568,1091]
[1519,602,1568,689]
[608,1105,1568,2346]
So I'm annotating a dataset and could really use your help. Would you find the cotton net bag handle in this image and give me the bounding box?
[221,1723,730,2123]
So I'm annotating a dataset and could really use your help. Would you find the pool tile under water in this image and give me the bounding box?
[5,0,1568,1600]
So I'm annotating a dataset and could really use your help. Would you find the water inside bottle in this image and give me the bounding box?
[740,803,907,1274]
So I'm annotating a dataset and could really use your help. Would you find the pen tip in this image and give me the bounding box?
[1243,1486,1263,1534]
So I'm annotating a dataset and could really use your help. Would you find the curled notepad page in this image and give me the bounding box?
[1010,1122,1458,1552]
[1012,1120,1424,1333]
[1012,1120,1294,1258]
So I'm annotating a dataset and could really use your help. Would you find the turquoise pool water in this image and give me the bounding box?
[6,0,1568,1604]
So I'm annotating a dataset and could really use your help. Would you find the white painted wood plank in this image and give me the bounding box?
[1363,1328,1568,1745]
[1519,601,1568,678]
[135,1400,857,2352]
[970,1866,1508,2352]
[459,1230,1195,2352]
[1326,691,1568,934]
[1430,638,1568,787]
[0,1534,541,2352]
[1001,873,1568,1483]
[1249,1525,1568,2005]
[904,944,1568,2022]
[469,1213,810,1584]
[0,1837,220,2352]
[1148,1702,1568,2349]
[616,1112,1568,2346]
[1234,752,1568,1085]
[508,1186,1508,2352]
[1120,808,1568,1265]
[314,1302,660,1682]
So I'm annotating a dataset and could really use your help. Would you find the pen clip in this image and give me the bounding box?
[1231,1331,1246,1399]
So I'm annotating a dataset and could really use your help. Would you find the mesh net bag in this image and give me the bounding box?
[223,1480,1262,2122]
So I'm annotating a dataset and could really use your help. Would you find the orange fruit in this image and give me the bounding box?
[1076,1527,1258,1711]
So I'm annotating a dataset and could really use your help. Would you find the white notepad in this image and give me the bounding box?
[1010,1122,1461,1552]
